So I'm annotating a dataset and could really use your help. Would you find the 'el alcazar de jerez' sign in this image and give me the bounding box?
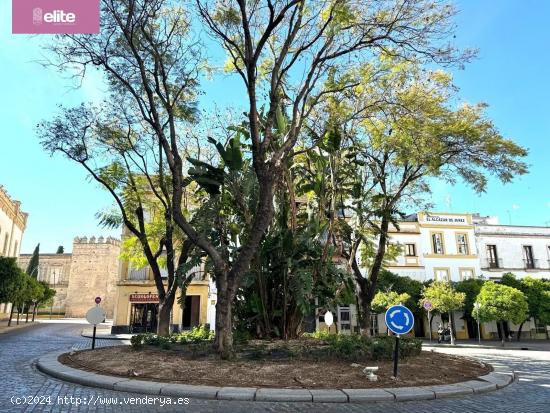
[418,213,470,226]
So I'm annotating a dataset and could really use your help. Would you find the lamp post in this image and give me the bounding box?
[473,302,481,343]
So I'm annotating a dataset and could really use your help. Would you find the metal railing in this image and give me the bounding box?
[481,258,503,269]
[523,258,538,270]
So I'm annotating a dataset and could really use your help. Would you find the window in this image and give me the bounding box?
[535,319,547,334]
[459,268,475,280]
[370,313,379,336]
[456,233,469,255]
[432,233,444,254]
[486,245,499,268]
[339,306,351,331]
[523,245,535,269]
[434,268,450,282]
[405,243,416,257]
[2,234,9,256]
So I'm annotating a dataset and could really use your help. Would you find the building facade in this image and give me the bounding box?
[0,185,28,315]
[18,236,121,318]
[474,214,550,280]
[111,261,214,334]
[317,211,550,340]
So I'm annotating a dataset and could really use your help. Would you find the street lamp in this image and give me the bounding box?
[473,302,481,344]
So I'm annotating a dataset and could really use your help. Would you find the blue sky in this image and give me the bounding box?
[0,0,549,254]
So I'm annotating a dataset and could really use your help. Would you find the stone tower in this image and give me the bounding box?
[64,236,120,318]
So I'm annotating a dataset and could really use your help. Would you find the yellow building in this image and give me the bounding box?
[0,185,28,316]
[111,260,212,334]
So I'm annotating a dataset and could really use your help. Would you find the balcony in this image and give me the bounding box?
[481,258,503,270]
[128,267,148,280]
[523,259,538,270]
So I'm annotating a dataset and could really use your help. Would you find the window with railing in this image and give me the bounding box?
[523,245,535,269]
[405,243,416,257]
[128,267,148,280]
[486,245,499,268]
[432,233,444,254]
[339,306,351,331]
[456,233,469,255]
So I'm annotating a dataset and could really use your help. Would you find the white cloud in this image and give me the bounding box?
[512,204,520,210]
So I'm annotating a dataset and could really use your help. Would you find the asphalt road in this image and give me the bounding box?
[1,321,549,412]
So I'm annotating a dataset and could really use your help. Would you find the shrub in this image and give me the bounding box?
[303,332,422,361]
[175,325,214,344]
[130,333,144,349]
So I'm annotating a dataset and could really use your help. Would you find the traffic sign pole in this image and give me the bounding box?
[428,310,432,343]
[393,334,400,377]
[384,304,414,379]
[92,325,97,349]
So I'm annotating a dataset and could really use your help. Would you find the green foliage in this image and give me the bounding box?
[26,244,40,278]
[455,277,485,319]
[302,333,422,360]
[375,270,423,311]
[130,326,215,349]
[371,291,410,313]
[0,257,25,303]
[475,281,528,324]
[501,273,550,325]
[56,245,64,254]
[420,281,465,314]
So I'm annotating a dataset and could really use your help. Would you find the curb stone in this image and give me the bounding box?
[342,388,394,402]
[309,389,348,403]
[217,387,257,401]
[387,387,435,401]
[37,351,516,403]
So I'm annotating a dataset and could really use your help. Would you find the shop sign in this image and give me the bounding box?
[129,293,159,303]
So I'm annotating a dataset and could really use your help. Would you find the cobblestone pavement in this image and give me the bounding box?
[1,322,549,412]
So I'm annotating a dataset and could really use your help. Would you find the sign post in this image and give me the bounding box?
[86,298,105,350]
[385,304,415,378]
[423,301,433,343]
[474,302,481,344]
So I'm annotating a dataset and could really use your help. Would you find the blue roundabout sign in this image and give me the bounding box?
[385,304,414,335]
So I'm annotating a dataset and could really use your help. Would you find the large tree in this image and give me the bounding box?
[39,0,203,336]
[420,281,465,344]
[0,257,24,326]
[501,273,550,341]
[338,60,528,335]
[194,0,477,354]
[476,281,528,345]
[41,0,486,356]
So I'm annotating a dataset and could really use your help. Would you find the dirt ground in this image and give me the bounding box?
[60,345,491,389]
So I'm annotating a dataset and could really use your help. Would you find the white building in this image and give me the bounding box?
[388,212,481,283]
[474,214,550,280]
[0,185,28,315]
[317,211,550,340]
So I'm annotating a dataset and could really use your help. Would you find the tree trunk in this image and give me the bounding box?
[359,296,372,337]
[214,286,234,359]
[516,320,526,342]
[157,293,175,336]
[429,313,434,341]
[449,311,456,345]
[16,307,20,325]
[25,305,30,323]
[357,217,390,337]
[32,303,38,322]
[8,304,14,327]
[500,320,505,347]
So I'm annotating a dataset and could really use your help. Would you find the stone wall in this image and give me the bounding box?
[64,236,121,318]
[18,253,72,314]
